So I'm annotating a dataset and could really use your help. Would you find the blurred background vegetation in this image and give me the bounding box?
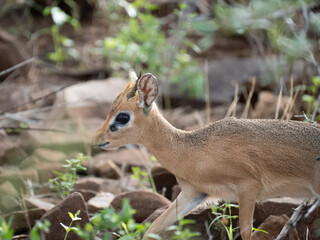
[1,0,320,239]
[1,0,319,118]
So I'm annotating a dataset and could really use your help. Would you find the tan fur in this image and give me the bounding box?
[92,78,320,240]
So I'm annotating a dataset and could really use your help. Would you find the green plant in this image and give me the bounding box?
[61,210,82,240]
[193,0,320,85]
[95,0,204,99]
[0,217,14,240]
[75,198,153,240]
[43,5,80,63]
[209,202,239,240]
[48,153,88,199]
[131,166,157,192]
[167,217,201,240]
[209,202,267,239]
[30,220,51,240]
[301,76,320,121]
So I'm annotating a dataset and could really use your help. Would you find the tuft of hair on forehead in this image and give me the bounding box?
[127,71,142,100]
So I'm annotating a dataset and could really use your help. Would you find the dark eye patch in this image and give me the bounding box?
[115,113,130,125]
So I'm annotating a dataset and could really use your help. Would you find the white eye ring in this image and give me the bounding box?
[109,111,134,131]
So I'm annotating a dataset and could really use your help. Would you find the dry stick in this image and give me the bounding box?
[204,58,210,124]
[280,77,294,120]
[204,220,213,240]
[276,198,320,240]
[241,77,256,119]
[294,198,320,228]
[311,94,320,122]
[225,82,239,118]
[275,77,284,119]
[275,200,307,240]
[0,127,66,133]
[0,58,34,77]
[285,87,301,121]
[0,83,75,115]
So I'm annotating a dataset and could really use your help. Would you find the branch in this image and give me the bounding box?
[275,198,320,240]
[0,83,75,115]
[0,58,34,77]
[1,127,66,133]
[311,94,320,122]
[275,200,307,240]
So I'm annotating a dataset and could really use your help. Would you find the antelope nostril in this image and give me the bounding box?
[109,124,117,132]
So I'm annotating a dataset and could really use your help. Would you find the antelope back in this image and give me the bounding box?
[92,70,159,149]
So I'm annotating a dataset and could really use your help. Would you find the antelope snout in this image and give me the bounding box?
[91,131,110,150]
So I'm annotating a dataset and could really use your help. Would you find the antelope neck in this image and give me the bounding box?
[140,106,187,170]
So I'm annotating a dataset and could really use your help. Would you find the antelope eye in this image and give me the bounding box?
[115,113,130,124]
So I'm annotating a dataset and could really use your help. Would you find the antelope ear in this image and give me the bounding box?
[129,69,138,82]
[137,73,159,109]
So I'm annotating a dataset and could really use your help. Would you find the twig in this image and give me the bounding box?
[204,220,213,240]
[294,111,315,123]
[0,83,75,114]
[311,94,320,122]
[1,127,66,133]
[204,58,210,124]
[275,200,307,240]
[225,81,239,118]
[276,198,320,240]
[294,198,320,228]
[241,77,256,119]
[0,58,34,77]
[275,77,284,119]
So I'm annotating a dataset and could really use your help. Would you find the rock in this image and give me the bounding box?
[20,148,66,168]
[36,162,64,183]
[95,159,121,179]
[71,189,97,202]
[0,168,25,194]
[253,197,320,239]
[0,28,29,81]
[0,130,27,165]
[20,168,39,183]
[252,214,299,240]
[87,192,115,213]
[75,177,121,194]
[251,91,295,119]
[171,184,181,201]
[151,165,177,200]
[90,148,151,173]
[49,78,128,120]
[40,192,90,240]
[25,197,55,212]
[20,118,105,153]
[207,58,266,104]
[33,148,66,162]
[110,190,171,223]
[143,205,168,223]
[0,181,20,212]
[3,208,45,233]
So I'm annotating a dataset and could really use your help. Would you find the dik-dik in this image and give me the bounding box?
[92,70,320,240]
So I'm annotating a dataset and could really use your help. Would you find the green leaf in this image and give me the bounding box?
[312,76,320,87]
[253,227,268,234]
[68,212,74,220]
[146,233,162,240]
[43,7,51,16]
[30,229,40,240]
[60,222,68,231]
[303,95,314,103]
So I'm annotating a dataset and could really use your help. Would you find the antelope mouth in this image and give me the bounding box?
[97,142,110,150]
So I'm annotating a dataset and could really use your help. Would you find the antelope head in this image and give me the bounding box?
[92,70,159,150]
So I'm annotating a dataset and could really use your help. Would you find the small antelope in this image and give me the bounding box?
[92,70,320,240]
